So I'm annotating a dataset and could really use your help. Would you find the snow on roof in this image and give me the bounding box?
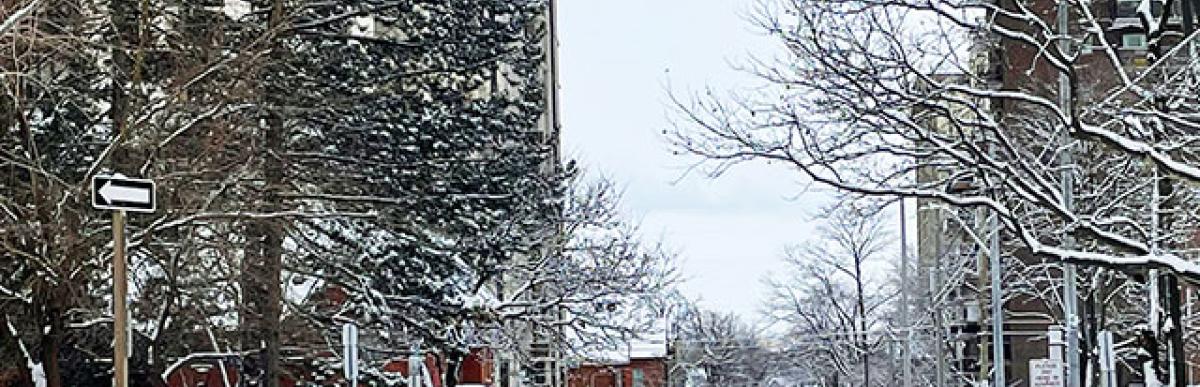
[577,338,668,366]
[582,348,630,365]
[222,0,251,21]
[628,340,667,359]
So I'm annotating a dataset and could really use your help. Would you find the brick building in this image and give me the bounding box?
[566,341,668,387]
[917,0,1200,385]
[566,358,667,387]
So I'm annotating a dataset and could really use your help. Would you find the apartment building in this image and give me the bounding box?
[494,0,565,386]
[917,0,1200,385]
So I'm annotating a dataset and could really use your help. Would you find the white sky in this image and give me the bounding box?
[558,0,833,321]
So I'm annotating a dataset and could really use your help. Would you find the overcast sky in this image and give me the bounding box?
[557,1,834,321]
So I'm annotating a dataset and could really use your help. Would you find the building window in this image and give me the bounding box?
[1122,33,1148,49]
[632,369,646,387]
[500,362,510,387]
[1115,0,1140,18]
[1116,0,1172,18]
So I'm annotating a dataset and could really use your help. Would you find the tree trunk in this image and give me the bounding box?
[1142,278,1164,385]
[254,2,288,386]
[241,84,285,387]
[1165,275,1186,387]
[240,131,284,387]
[444,352,463,387]
[36,302,62,387]
[855,260,869,387]
[1083,288,1097,387]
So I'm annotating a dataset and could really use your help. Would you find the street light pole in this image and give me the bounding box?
[990,208,1006,387]
[900,198,912,387]
[1057,0,1081,384]
[985,137,1006,387]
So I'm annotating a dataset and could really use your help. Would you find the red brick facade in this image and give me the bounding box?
[567,358,667,387]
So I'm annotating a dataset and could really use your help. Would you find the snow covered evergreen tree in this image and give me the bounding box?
[2,1,678,385]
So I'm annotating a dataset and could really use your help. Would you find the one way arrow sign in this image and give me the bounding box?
[92,175,156,213]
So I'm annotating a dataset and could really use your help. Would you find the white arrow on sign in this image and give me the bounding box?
[92,175,156,213]
[99,181,151,204]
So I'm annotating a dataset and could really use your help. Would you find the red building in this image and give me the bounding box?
[161,346,495,387]
[567,349,667,387]
[162,354,242,387]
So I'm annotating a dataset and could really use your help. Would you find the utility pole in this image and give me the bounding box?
[977,207,991,385]
[113,210,128,387]
[921,200,951,387]
[900,199,912,387]
[989,205,1006,387]
[1055,0,1081,385]
[934,216,947,387]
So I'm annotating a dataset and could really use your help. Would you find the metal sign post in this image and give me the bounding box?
[1098,331,1117,387]
[343,323,359,386]
[92,174,155,387]
[409,344,423,387]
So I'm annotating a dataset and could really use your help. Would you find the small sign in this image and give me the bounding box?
[1030,358,1064,387]
[92,175,156,213]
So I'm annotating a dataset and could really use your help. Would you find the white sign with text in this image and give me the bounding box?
[1030,358,1064,387]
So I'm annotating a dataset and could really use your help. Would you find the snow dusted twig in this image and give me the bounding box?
[670,0,1200,282]
[0,0,42,37]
